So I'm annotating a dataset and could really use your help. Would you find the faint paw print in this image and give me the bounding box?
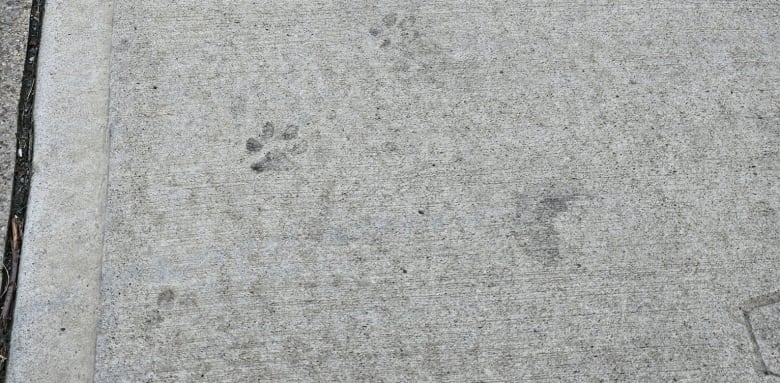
[368,12,420,50]
[246,121,307,172]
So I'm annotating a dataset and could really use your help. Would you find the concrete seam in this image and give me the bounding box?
[90,0,116,380]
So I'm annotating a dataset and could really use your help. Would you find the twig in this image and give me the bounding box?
[0,263,9,299]
[1,217,22,324]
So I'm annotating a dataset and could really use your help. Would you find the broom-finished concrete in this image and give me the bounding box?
[8,1,780,382]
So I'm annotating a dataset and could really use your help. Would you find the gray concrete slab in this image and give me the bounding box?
[93,1,780,382]
[8,0,780,382]
[5,0,113,381]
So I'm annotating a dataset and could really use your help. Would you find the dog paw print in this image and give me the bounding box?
[245,121,307,173]
[368,12,421,50]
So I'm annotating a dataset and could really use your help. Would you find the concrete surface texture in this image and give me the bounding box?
[5,0,112,381]
[0,0,29,249]
[8,1,780,382]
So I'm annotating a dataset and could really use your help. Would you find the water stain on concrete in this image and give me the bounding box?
[367,11,447,87]
[261,121,275,139]
[382,12,397,27]
[144,309,164,327]
[369,12,422,52]
[511,186,584,266]
[251,151,294,173]
[247,121,307,172]
[281,124,299,140]
[289,139,308,155]
[157,288,176,306]
[245,137,263,152]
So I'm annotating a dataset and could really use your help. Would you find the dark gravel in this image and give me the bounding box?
[0,1,30,244]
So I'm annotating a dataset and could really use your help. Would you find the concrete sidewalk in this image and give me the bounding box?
[6,1,780,382]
